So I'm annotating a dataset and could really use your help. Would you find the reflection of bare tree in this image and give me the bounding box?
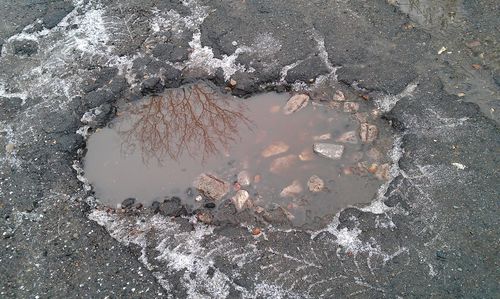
[120,82,251,164]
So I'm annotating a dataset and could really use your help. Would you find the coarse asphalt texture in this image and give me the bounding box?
[0,0,498,298]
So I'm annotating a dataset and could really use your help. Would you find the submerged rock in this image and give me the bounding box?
[194,173,230,201]
[367,148,383,161]
[160,197,187,217]
[343,102,359,113]
[196,211,213,224]
[333,90,346,101]
[280,180,303,197]
[313,143,344,160]
[375,163,391,181]
[313,133,332,141]
[263,206,294,224]
[307,175,325,192]
[231,190,250,211]
[336,131,358,144]
[299,148,315,161]
[121,198,135,208]
[360,123,378,143]
[283,94,309,115]
[261,141,289,158]
[237,170,252,186]
[270,154,297,174]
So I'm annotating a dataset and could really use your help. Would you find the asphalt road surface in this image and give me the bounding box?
[1,0,498,298]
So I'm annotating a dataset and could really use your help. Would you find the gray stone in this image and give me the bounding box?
[359,123,378,143]
[307,175,325,192]
[261,141,289,158]
[194,173,230,201]
[231,190,250,211]
[280,180,303,197]
[269,154,297,174]
[283,94,309,115]
[121,198,135,208]
[336,131,358,144]
[237,171,252,186]
[313,143,344,160]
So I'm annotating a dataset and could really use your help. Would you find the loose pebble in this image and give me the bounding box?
[237,170,252,186]
[231,190,250,211]
[313,133,331,141]
[313,143,344,160]
[333,90,346,101]
[359,123,378,143]
[194,173,230,201]
[280,180,303,197]
[343,102,359,113]
[307,175,325,192]
[367,164,378,174]
[336,131,358,144]
[197,212,213,224]
[270,154,297,174]
[251,227,261,235]
[283,94,309,115]
[299,148,315,161]
[465,40,480,48]
[261,141,289,158]
[121,198,135,208]
[375,163,390,180]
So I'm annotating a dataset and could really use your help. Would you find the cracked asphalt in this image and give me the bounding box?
[0,0,498,298]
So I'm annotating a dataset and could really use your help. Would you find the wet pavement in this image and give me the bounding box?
[1,0,498,298]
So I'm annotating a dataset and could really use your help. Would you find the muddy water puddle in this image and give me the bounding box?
[84,82,393,227]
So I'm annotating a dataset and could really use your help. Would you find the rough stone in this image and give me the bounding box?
[299,148,315,161]
[237,170,251,186]
[280,180,303,197]
[283,94,309,115]
[313,133,331,141]
[359,123,378,143]
[231,190,250,212]
[263,206,293,224]
[196,211,213,225]
[121,198,135,208]
[159,197,187,217]
[269,154,297,174]
[336,131,358,144]
[307,175,325,192]
[261,141,289,158]
[343,102,359,113]
[194,173,230,201]
[313,143,344,160]
[333,90,346,101]
[375,163,391,181]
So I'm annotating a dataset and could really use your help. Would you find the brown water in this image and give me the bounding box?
[84,82,391,226]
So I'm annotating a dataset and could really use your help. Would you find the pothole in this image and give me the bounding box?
[83,81,393,229]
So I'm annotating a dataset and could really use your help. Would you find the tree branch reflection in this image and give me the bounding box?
[120,82,252,164]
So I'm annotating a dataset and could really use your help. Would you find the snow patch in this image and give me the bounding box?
[375,82,418,112]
